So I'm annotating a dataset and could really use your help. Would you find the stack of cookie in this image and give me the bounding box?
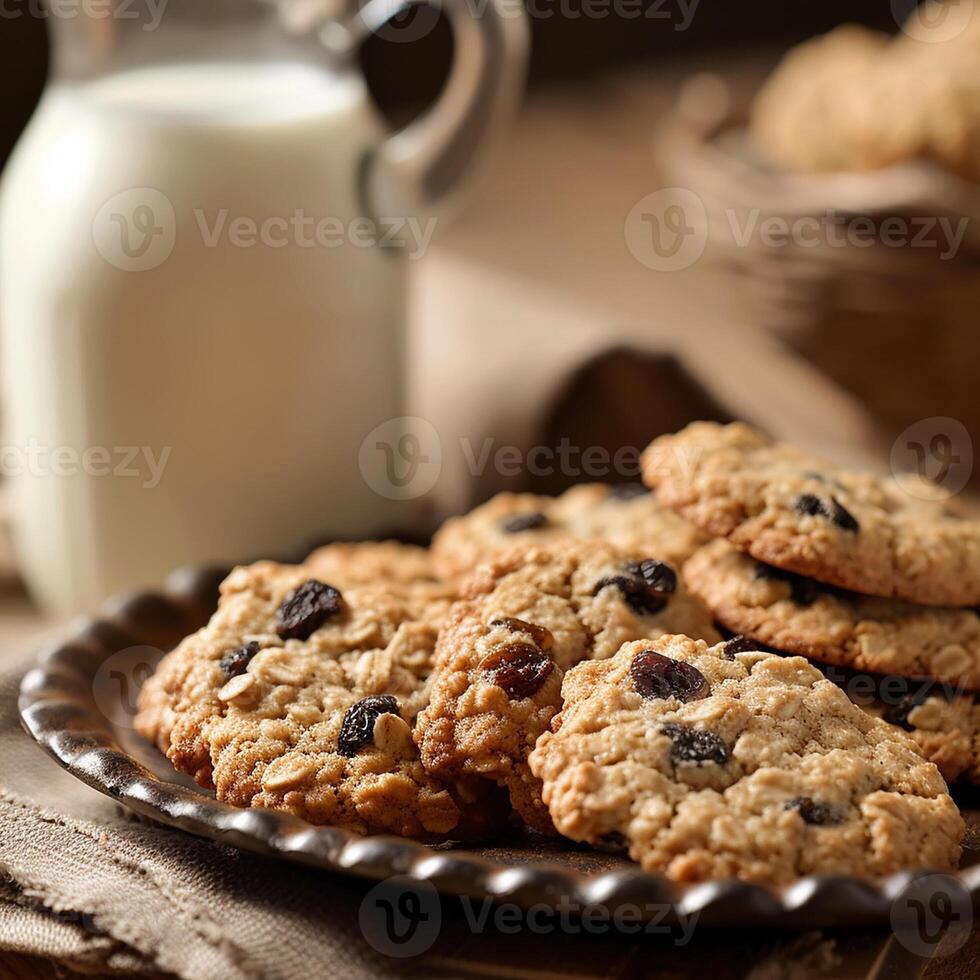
[135,433,967,886]
[644,422,980,787]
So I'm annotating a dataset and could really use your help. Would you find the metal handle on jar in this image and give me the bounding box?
[331,0,529,220]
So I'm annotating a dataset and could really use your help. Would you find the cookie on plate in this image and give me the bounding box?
[642,421,980,606]
[528,635,963,884]
[136,558,478,838]
[306,540,443,589]
[431,484,708,578]
[876,687,980,786]
[414,542,720,832]
[824,666,980,786]
[684,539,980,691]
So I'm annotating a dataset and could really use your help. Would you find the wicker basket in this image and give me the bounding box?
[654,75,980,478]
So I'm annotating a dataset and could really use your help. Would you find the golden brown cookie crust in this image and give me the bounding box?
[643,421,980,606]
[432,484,708,578]
[853,681,980,786]
[136,556,465,838]
[415,541,720,832]
[890,694,980,785]
[683,539,980,691]
[306,540,441,588]
[529,635,963,884]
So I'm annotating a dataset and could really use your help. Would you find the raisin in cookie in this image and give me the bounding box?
[432,484,708,578]
[684,539,980,691]
[414,542,720,832]
[136,559,470,838]
[138,541,454,755]
[529,635,963,884]
[643,421,980,606]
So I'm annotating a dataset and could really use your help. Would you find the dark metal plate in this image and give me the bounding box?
[18,563,980,929]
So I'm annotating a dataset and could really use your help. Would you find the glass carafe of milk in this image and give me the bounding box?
[0,0,527,614]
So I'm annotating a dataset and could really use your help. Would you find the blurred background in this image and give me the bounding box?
[0,0,977,618]
[0,3,902,149]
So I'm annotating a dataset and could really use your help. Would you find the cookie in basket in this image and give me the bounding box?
[643,421,980,606]
[750,24,891,174]
[752,10,980,181]
[528,635,964,884]
[414,541,720,832]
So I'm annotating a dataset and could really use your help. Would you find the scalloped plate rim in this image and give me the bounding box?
[16,571,980,929]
